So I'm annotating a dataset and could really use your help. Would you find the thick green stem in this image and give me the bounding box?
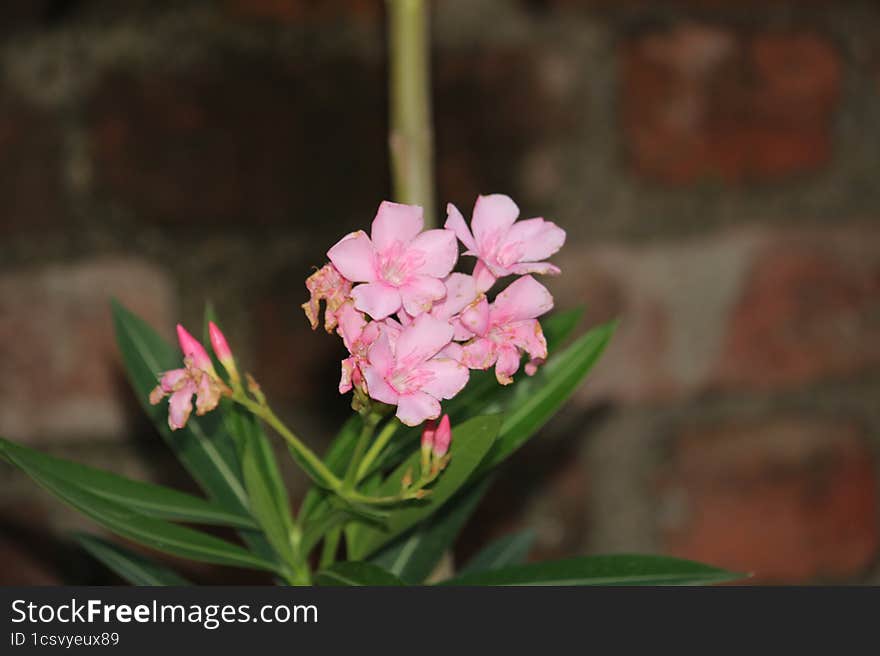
[387,0,436,226]
[319,528,342,569]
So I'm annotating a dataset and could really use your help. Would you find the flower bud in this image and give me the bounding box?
[421,419,436,475]
[208,321,240,384]
[176,324,215,375]
[432,414,452,459]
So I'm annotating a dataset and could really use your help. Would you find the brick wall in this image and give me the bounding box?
[1,0,878,584]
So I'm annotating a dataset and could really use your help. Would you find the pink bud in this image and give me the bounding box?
[208,321,240,382]
[421,419,437,451]
[432,414,452,458]
[421,419,436,474]
[176,324,215,374]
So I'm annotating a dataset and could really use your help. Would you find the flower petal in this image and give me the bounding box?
[362,364,400,405]
[396,391,441,426]
[491,275,554,324]
[509,262,561,276]
[408,229,459,278]
[352,282,402,320]
[472,260,497,293]
[337,303,366,350]
[327,231,377,283]
[394,314,455,367]
[167,382,195,430]
[420,358,469,400]
[367,331,395,373]
[471,194,520,247]
[503,218,566,262]
[431,273,478,320]
[494,345,521,385]
[460,296,490,336]
[399,275,446,317]
[462,337,497,370]
[444,203,477,252]
[371,201,424,252]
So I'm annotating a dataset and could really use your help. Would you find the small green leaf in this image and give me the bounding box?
[459,529,536,575]
[0,437,255,529]
[348,414,500,560]
[18,465,276,571]
[316,561,404,586]
[370,478,490,583]
[440,554,744,586]
[111,300,248,512]
[74,533,190,586]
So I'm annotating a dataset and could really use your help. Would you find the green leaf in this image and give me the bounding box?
[370,478,490,583]
[348,414,501,560]
[459,529,536,575]
[0,437,255,529]
[17,464,276,571]
[477,320,616,476]
[440,554,744,586]
[111,300,248,512]
[239,411,297,569]
[315,561,404,586]
[74,533,191,586]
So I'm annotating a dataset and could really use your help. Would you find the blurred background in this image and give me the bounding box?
[2,0,879,585]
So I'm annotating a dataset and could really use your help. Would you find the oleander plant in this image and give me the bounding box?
[0,194,742,586]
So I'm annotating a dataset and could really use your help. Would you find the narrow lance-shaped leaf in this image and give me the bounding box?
[459,529,536,575]
[315,561,404,586]
[21,465,277,571]
[75,533,191,586]
[370,477,491,583]
[440,554,745,586]
[0,437,255,529]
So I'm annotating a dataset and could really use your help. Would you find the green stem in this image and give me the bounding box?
[319,528,342,569]
[342,417,378,492]
[355,419,400,483]
[233,395,342,492]
[387,0,435,226]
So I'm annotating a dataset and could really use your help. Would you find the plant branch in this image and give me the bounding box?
[387,0,436,226]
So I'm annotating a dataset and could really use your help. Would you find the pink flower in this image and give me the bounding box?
[327,201,459,320]
[459,275,553,385]
[302,263,353,333]
[445,194,566,292]
[149,325,225,431]
[361,314,469,426]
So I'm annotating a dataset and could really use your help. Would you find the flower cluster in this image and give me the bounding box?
[304,194,565,426]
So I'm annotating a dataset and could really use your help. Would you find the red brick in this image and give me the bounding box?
[88,62,386,228]
[659,418,879,583]
[436,49,574,207]
[621,24,841,184]
[0,92,65,236]
[716,229,880,389]
[0,258,177,444]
